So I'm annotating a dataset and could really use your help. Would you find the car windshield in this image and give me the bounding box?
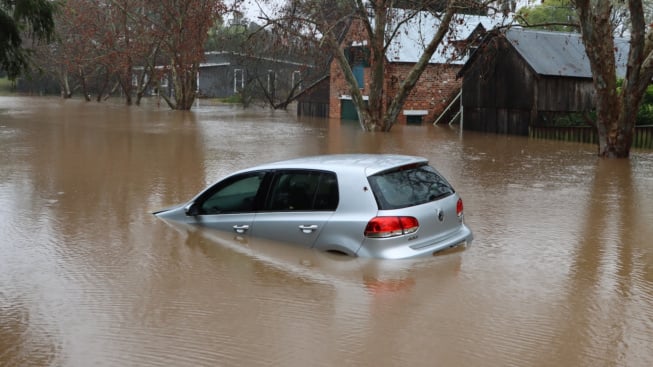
[368,163,454,210]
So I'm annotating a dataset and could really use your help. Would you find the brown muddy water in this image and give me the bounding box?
[1,96,653,367]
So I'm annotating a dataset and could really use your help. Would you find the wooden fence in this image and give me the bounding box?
[529,125,653,150]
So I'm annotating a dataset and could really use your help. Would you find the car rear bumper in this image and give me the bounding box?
[357,224,473,259]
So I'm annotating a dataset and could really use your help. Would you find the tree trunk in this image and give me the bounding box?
[78,67,91,102]
[594,98,625,157]
[169,62,198,110]
[574,0,653,158]
[96,68,110,102]
[59,69,72,99]
[367,3,388,131]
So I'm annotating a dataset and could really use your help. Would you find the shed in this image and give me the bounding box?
[457,28,628,135]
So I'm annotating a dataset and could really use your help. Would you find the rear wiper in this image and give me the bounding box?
[429,192,452,201]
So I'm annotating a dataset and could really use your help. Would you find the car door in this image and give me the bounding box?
[250,170,338,247]
[190,171,267,235]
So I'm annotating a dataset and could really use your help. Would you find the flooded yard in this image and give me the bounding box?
[1,96,653,366]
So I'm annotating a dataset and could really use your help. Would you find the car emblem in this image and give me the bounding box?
[436,208,444,222]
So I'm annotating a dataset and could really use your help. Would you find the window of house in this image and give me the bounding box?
[267,70,276,96]
[404,110,427,125]
[234,69,244,92]
[353,64,365,88]
[406,115,422,124]
[345,46,369,88]
[345,46,370,66]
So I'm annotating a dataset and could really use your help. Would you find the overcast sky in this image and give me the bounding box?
[232,0,276,21]
[229,0,534,22]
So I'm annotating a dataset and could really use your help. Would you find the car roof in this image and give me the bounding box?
[248,154,428,176]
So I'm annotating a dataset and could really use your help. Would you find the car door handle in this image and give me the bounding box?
[298,224,318,234]
[232,224,250,234]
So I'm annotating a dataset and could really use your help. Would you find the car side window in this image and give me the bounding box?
[198,172,265,214]
[264,170,338,211]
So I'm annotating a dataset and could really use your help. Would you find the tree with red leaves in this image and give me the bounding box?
[36,0,225,109]
[145,0,226,109]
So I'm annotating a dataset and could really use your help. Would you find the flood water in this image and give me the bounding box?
[1,96,653,367]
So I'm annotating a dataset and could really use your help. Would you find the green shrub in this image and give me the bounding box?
[637,85,653,126]
[220,93,242,104]
[549,81,653,127]
[0,78,15,95]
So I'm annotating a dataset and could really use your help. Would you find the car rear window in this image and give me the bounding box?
[367,163,454,210]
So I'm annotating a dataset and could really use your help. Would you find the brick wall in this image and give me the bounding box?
[385,63,462,124]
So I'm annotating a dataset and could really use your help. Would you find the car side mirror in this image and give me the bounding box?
[185,202,200,216]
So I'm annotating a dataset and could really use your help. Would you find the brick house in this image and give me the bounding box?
[329,10,511,124]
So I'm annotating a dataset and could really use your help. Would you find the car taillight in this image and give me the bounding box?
[457,198,464,218]
[364,216,419,238]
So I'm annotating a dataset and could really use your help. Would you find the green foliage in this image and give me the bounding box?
[549,111,593,127]
[516,0,578,32]
[637,85,653,125]
[550,83,653,126]
[220,93,242,104]
[0,77,15,95]
[618,80,653,125]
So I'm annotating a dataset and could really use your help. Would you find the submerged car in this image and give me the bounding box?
[154,154,473,259]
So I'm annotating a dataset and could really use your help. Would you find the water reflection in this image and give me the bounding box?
[1,96,652,366]
[559,159,653,366]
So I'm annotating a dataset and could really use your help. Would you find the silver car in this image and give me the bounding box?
[154,154,473,259]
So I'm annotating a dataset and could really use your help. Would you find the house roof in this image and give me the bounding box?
[503,28,629,78]
[201,51,314,68]
[384,10,513,65]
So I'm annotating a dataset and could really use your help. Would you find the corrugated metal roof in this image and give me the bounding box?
[505,28,628,78]
[383,11,513,65]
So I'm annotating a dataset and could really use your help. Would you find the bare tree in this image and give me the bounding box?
[574,0,653,157]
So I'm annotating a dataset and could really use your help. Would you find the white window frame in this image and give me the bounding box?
[267,70,276,94]
[234,69,244,92]
[292,70,302,90]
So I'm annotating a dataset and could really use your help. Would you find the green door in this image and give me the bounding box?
[340,99,358,121]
